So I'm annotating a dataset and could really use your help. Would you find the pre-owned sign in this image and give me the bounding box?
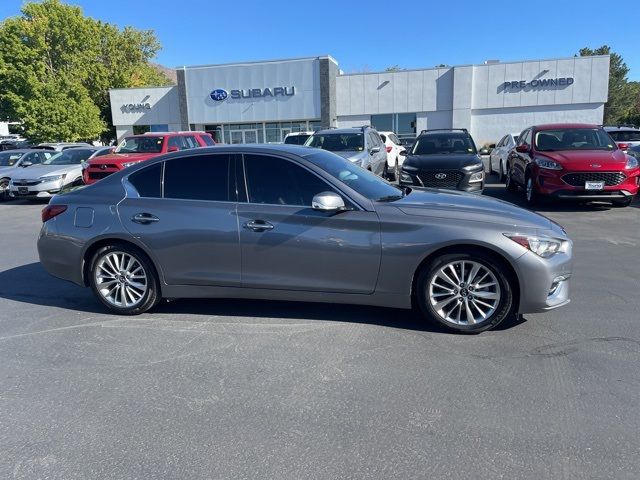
[503,77,574,90]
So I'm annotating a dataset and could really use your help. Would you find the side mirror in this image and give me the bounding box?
[515,144,530,153]
[21,161,33,167]
[312,191,346,212]
[369,146,381,155]
[168,146,179,152]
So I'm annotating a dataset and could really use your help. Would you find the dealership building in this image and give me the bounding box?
[109,54,610,145]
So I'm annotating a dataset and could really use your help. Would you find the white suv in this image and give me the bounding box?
[283,131,314,145]
[378,131,406,181]
[604,125,640,151]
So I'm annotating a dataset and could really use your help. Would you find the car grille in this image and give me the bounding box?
[12,179,40,186]
[562,172,626,187]
[417,170,464,188]
[88,171,115,180]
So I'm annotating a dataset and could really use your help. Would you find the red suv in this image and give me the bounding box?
[505,123,639,207]
[84,131,215,184]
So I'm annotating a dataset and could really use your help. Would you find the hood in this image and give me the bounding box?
[403,153,483,170]
[394,188,553,230]
[537,149,628,169]
[0,165,19,175]
[87,152,158,165]
[10,164,80,180]
[332,150,367,163]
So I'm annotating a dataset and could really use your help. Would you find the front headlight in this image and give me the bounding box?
[39,174,66,182]
[504,233,567,258]
[402,165,418,172]
[535,157,562,170]
[626,155,639,170]
[122,162,138,168]
[469,171,484,183]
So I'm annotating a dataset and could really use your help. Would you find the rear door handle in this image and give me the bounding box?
[132,213,159,224]
[244,220,274,232]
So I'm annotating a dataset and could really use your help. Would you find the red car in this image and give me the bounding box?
[505,123,639,207]
[84,131,215,184]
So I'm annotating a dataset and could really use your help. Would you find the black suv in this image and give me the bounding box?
[399,129,485,194]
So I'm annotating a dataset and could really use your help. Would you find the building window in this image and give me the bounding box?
[133,124,169,135]
[371,114,415,139]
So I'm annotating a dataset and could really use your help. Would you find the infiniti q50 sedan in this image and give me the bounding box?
[37,145,573,333]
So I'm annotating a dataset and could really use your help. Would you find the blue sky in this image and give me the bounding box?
[1,0,639,79]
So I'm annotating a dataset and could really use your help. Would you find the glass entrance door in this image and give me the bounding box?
[230,130,259,144]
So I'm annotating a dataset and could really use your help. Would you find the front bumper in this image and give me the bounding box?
[534,168,640,201]
[400,168,485,194]
[515,247,573,314]
[9,179,65,199]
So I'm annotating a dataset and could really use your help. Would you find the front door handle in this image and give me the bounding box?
[132,213,159,224]
[244,220,274,232]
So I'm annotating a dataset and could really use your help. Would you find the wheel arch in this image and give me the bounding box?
[81,237,162,294]
[410,244,520,312]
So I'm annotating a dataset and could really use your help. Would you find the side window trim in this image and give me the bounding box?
[238,152,361,209]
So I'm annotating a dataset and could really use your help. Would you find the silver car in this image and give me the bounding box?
[305,126,388,177]
[0,149,54,200]
[9,147,97,200]
[37,145,573,333]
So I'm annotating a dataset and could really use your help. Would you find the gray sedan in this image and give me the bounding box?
[37,145,573,333]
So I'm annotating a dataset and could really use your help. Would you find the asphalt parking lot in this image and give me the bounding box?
[1,176,639,479]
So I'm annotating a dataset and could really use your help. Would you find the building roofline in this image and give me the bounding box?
[109,85,176,93]
[338,54,610,77]
[176,55,338,71]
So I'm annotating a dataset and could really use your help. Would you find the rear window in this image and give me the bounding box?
[608,130,640,142]
[306,133,364,152]
[412,133,477,155]
[284,134,311,145]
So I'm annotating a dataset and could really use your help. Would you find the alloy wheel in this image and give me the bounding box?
[0,179,8,201]
[94,251,148,308]
[427,260,501,326]
[526,177,534,203]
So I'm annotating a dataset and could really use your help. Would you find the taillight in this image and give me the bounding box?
[386,146,393,153]
[618,143,629,151]
[42,204,67,223]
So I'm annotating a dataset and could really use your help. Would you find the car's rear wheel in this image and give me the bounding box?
[416,252,514,333]
[89,244,161,315]
[0,178,9,201]
[505,164,517,192]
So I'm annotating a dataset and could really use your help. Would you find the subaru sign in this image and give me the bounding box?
[210,89,228,102]
[209,86,295,102]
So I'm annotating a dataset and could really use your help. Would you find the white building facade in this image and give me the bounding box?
[110,55,610,145]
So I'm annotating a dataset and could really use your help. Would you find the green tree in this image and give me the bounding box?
[579,45,630,124]
[0,0,171,142]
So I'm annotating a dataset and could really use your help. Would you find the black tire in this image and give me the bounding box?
[393,158,400,182]
[524,173,539,206]
[505,164,517,192]
[382,162,389,180]
[89,244,161,315]
[612,197,633,208]
[415,251,514,333]
[0,178,9,202]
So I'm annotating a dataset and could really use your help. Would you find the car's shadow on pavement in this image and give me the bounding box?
[0,262,527,334]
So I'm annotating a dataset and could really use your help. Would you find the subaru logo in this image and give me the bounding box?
[435,173,447,179]
[210,89,228,102]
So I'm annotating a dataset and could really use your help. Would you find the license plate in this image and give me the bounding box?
[18,187,29,195]
[585,181,604,190]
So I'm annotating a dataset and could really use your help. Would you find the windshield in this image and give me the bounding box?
[608,130,640,142]
[305,150,403,201]
[412,133,477,155]
[535,128,616,151]
[0,152,24,166]
[284,134,311,145]
[116,136,164,154]
[43,149,93,165]
[306,133,364,152]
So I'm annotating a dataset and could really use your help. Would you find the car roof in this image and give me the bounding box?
[313,127,370,135]
[285,131,313,135]
[533,123,600,131]
[603,125,640,132]
[0,149,41,154]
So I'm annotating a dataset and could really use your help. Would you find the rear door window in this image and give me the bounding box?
[168,136,185,150]
[183,136,200,149]
[163,154,231,202]
[200,134,215,146]
[129,163,162,198]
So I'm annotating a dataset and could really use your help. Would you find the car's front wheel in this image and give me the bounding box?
[0,178,9,201]
[416,251,514,333]
[525,174,539,206]
[505,164,517,192]
[89,244,161,315]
